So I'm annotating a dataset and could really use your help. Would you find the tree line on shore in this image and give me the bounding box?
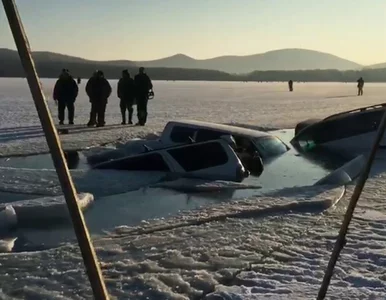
[2,59,386,82]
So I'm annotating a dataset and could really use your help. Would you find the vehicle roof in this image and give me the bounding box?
[94,138,234,168]
[166,119,271,139]
[324,103,386,121]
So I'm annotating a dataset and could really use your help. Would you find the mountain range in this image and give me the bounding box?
[364,62,386,70]
[137,49,365,73]
[1,48,385,75]
[2,48,386,82]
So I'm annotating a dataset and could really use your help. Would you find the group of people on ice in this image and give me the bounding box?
[53,67,153,127]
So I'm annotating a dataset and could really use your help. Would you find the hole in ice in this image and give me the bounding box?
[0,150,89,170]
[0,129,357,253]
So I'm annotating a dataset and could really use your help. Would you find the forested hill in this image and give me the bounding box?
[2,48,386,82]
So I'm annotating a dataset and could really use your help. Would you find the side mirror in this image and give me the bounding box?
[251,155,264,177]
[238,152,264,177]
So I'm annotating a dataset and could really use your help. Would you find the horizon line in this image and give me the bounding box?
[2,46,380,66]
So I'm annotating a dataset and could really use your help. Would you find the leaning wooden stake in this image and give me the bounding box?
[317,108,386,300]
[2,1,109,299]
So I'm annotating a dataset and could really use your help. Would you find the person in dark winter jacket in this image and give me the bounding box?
[53,69,79,125]
[357,77,364,96]
[134,67,153,126]
[117,70,136,124]
[288,80,293,92]
[85,70,112,127]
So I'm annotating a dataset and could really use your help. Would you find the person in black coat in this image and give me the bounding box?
[117,70,136,124]
[134,67,153,126]
[357,77,364,96]
[53,69,79,125]
[85,70,112,127]
[288,80,293,92]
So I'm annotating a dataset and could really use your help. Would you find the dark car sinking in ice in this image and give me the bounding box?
[291,103,386,158]
[88,120,291,180]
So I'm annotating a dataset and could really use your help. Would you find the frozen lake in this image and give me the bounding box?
[0,78,386,299]
[0,128,348,249]
[1,79,386,157]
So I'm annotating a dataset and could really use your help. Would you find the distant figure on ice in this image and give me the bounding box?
[117,70,136,125]
[288,80,293,92]
[77,77,81,84]
[357,77,364,96]
[134,67,153,126]
[85,70,112,127]
[53,69,79,125]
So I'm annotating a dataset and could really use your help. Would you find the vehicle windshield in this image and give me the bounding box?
[254,136,289,158]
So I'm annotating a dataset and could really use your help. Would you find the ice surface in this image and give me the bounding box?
[150,178,262,193]
[0,167,166,197]
[1,79,386,299]
[0,237,17,253]
[0,193,94,230]
[1,183,383,299]
[0,205,17,232]
[1,79,385,157]
[314,155,366,186]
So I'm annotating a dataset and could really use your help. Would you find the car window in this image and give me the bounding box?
[170,126,197,143]
[112,153,171,171]
[233,135,256,154]
[167,141,229,172]
[255,136,288,157]
[195,129,225,142]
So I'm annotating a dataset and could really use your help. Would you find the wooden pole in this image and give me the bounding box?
[317,108,386,300]
[2,1,109,299]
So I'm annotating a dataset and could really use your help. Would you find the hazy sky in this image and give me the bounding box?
[1,0,385,65]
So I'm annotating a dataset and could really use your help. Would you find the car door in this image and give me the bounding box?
[94,152,172,172]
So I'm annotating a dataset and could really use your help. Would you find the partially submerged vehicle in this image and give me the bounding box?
[93,138,252,182]
[87,120,290,175]
[291,103,386,156]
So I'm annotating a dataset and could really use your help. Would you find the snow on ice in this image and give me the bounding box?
[0,79,386,299]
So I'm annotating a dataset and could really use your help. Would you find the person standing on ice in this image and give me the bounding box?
[85,70,112,127]
[288,80,293,92]
[117,70,136,125]
[134,67,153,126]
[357,77,364,96]
[53,69,79,125]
